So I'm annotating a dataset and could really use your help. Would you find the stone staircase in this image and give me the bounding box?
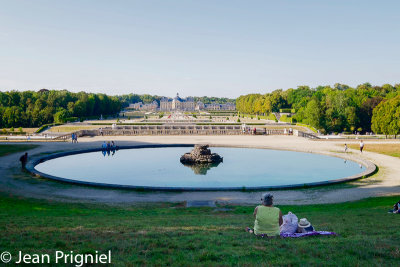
[273,112,281,121]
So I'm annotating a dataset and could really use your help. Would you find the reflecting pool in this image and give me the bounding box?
[34,147,365,189]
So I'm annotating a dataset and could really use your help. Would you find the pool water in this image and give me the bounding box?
[34,147,365,189]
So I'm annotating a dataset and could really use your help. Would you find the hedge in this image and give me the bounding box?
[279,108,296,113]
[35,123,63,133]
[296,123,318,133]
[0,131,27,135]
[65,117,79,123]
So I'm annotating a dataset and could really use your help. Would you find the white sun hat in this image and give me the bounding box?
[298,218,311,228]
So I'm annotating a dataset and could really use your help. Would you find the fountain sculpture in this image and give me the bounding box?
[180,145,223,165]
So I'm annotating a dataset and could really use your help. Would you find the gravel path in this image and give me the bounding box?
[1,136,399,205]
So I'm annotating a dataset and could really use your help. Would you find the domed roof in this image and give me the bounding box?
[173,93,182,102]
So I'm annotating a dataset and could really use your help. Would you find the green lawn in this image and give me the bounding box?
[0,144,39,157]
[348,143,400,158]
[0,194,399,266]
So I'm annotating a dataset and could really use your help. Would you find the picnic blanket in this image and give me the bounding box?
[280,231,337,238]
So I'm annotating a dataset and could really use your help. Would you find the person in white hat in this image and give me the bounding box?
[297,218,315,233]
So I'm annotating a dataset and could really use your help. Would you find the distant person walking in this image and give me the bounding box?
[19,152,28,169]
[111,141,116,156]
[360,140,364,153]
[344,143,348,153]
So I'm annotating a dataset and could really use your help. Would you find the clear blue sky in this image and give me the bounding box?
[0,0,399,98]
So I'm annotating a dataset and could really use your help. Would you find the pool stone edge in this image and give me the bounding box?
[25,144,377,192]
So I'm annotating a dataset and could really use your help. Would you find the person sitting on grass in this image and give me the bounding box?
[246,193,283,237]
[389,200,400,214]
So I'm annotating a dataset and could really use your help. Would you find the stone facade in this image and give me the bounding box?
[129,93,236,111]
[160,93,195,111]
[205,102,236,111]
[129,101,158,111]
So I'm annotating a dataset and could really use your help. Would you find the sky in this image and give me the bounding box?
[0,0,399,98]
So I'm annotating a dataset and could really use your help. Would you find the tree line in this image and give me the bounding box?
[0,90,121,128]
[192,96,235,104]
[2,86,398,135]
[236,83,400,135]
[0,90,237,128]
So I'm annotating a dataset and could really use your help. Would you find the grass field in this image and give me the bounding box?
[47,125,101,133]
[0,144,39,157]
[348,143,400,158]
[0,194,399,266]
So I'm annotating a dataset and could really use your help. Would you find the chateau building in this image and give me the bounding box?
[196,101,205,110]
[205,102,236,111]
[129,100,158,111]
[160,93,195,111]
[129,93,236,111]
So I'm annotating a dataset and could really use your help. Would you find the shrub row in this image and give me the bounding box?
[296,123,318,133]
[1,131,27,135]
[279,108,296,113]
[239,113,277,121]
[35,123,63,133]
[65,117,79,122]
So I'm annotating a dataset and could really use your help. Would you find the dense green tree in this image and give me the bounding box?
[269,90,288,112]
[359,96,383,132]
[53,108,71,123]
[303,99,323,129]
[372,96,400,137]
[2,106,25,127]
